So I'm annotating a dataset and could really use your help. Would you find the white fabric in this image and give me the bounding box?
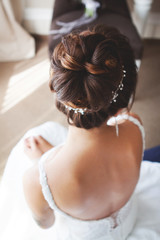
[0,118,160,239]
[0,0,35,61]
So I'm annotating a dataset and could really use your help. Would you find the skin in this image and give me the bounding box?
[23,111,143,228]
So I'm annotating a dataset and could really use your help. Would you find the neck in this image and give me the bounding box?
[66,122,110,145]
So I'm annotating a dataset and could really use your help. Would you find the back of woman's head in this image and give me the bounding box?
[49,25,137,129]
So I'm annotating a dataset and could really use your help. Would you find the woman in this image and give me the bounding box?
[21,25,160,239]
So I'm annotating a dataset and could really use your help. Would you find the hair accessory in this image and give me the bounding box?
[110,66,126,103]
[65,105,88,115]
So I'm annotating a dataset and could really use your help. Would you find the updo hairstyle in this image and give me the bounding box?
[49,25,137,129]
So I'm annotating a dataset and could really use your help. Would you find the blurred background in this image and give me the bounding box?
[0,0,160,180]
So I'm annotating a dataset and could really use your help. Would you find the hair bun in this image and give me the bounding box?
[91,39,120,70]
[61,53,84,71]
[50,25,137,129]
[105,57,118,69]
[85,62,106,75]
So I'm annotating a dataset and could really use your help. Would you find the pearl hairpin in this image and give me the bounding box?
[110,66,126,103]
[65,105,87,115]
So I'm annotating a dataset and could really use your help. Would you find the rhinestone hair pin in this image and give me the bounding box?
[64,66,126,114]
[110,66,126,103]
[65,105,88,115]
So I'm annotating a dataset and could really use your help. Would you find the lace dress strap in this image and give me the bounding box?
[38,148,64,213]
[39,154,55,210]
[38,147,74,217]
[116,114,145,151]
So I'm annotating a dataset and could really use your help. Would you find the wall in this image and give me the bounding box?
[10,0,23,23]
[128,0,160,39]
[144,0,160,39]
[22,0,55,35]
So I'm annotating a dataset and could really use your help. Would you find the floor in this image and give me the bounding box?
[0,37,67,179]
[0,36,160,180]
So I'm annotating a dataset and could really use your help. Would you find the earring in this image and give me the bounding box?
[115,117,119,137]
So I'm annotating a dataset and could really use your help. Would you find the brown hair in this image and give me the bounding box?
[49,25,137,129]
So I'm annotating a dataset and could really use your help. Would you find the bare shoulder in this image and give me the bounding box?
[116,112,143,134]
[121,112,143,145]
[119,112,144,166]
[127,112,143,125]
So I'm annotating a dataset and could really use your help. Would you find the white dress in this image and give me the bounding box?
[0,115,160,240]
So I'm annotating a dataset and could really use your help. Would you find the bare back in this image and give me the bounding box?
[45,114,143,220]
